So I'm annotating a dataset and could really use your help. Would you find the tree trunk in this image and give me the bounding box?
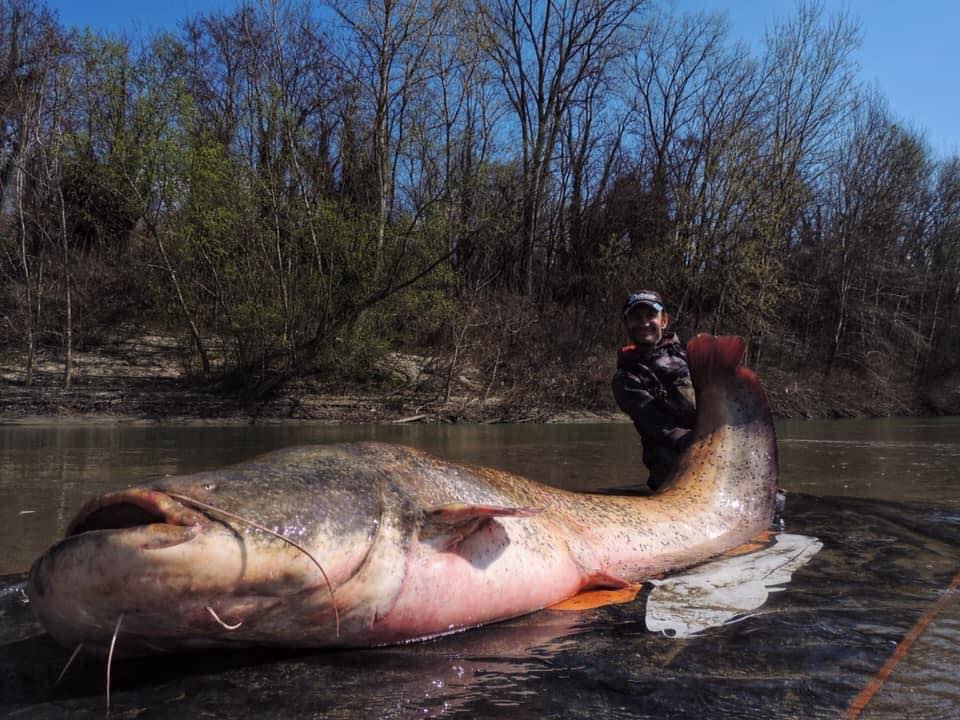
[16,165,34,386]
[150,223,211,374]
[59,184,72,388]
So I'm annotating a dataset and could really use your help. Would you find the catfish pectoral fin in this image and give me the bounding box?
[425,503,543,523]
[421,503,543,549]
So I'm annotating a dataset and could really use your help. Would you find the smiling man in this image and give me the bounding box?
[612,291,697,491]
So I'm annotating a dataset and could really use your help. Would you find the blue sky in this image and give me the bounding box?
[45,0,958,159]
[676,0,958,158]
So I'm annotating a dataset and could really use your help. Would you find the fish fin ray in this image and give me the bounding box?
[686,334,746,389]
[421,504,542,549]
[424,503,542,523]
[551,583,642,611]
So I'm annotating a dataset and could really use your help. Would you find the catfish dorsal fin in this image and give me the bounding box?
[686,334,746,390]
[421,503,542,549]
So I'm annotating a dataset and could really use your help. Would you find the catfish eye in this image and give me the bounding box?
[202,482,217,491]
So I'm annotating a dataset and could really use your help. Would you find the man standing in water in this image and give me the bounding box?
[613,291,696,491]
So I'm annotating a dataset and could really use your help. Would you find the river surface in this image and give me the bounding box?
[1,417,959,718]
[3,417,959,575]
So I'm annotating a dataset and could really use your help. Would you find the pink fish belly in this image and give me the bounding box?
[369,520,584,642]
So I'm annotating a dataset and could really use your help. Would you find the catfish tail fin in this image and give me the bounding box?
[686,334,746,391]
[687,334,773,434]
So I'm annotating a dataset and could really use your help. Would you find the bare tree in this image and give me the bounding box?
[34,55,74,387]
[0,0,60,385]
[477,0,643,295]
[625,8,763,325]
[331,0,448,249]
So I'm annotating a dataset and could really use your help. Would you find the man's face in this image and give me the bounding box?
[625,305,667,348]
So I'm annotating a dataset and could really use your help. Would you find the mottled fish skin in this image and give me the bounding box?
[26,335,777,655]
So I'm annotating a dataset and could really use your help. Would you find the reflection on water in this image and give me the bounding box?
[0,417,959,718]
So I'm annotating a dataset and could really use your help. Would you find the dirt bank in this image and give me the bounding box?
[0,334,945,426]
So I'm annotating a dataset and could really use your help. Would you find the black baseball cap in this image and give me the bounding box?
[622,290,664,316]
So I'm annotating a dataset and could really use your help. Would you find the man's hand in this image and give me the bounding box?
[667,427,693,452]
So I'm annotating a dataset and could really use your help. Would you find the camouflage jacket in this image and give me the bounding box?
[612,333,696,489]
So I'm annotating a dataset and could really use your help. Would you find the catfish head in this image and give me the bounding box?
[26,446,397,656]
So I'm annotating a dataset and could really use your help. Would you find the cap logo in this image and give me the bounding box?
[623,291,664,315]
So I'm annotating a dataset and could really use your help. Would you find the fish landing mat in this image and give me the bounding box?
[1,493,958,719]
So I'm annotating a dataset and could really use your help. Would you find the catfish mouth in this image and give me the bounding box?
[65,488,210,545]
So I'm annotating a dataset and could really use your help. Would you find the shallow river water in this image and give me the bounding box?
[1,417,959,718]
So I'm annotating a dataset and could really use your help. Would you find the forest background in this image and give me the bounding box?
[2,0,960,423]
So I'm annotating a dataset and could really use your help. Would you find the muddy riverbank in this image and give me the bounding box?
[1,334,954,425]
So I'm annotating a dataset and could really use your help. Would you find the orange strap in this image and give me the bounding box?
[844,571,960,718]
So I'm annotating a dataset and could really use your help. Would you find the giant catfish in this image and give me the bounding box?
[27,334,779,655]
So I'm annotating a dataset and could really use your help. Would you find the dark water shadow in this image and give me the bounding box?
[2,493,958,719]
